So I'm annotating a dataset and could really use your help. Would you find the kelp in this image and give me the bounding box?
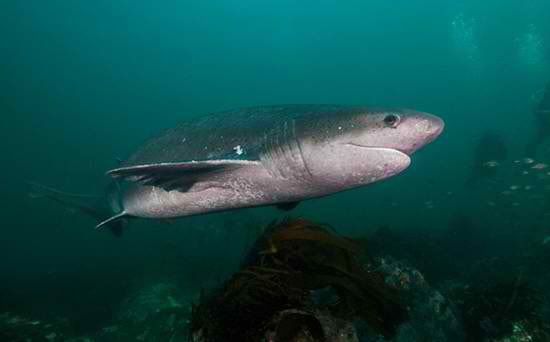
[190,217,407,342]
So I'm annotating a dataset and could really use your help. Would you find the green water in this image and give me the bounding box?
[1,1,549,341]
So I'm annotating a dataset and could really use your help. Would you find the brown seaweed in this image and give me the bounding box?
[190,217,407,341]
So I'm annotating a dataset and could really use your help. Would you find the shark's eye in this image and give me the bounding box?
[384,114,401,128]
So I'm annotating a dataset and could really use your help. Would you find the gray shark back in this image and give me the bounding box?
[121,105,355,166]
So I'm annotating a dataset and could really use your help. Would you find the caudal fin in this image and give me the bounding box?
[28,181,128,237]
[27,181,101,199]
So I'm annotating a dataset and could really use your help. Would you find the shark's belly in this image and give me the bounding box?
[122,168,317,219]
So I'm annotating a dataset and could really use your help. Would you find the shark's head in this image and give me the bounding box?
[300,108,444,190]
[345,109,444,156]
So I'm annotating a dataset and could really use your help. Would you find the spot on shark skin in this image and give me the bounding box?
[234,145,244,156]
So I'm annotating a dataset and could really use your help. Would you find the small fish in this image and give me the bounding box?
[532,163,548,170]
[524,185,532,190]
[509,185,520,190]
[483,160,499,167]
[523,158,535,164]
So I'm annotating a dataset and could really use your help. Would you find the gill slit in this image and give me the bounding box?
[290,119,313,178]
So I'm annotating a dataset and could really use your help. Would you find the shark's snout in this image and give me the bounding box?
[399,113,445,155]
[420,114,445,144]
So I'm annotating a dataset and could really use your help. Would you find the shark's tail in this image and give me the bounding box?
[28,181,101,200]
[27,181,127,237]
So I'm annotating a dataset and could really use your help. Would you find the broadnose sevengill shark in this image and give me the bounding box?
[97,105,444,228]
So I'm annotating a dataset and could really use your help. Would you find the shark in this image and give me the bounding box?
[97,105,444,228]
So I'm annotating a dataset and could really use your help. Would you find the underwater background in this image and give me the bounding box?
[1,0,550,341]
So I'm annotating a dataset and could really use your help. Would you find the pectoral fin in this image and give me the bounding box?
[107,159,259,192]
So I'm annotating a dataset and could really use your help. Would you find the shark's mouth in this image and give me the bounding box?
[344,143,411,157]
[344,143,412,174]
